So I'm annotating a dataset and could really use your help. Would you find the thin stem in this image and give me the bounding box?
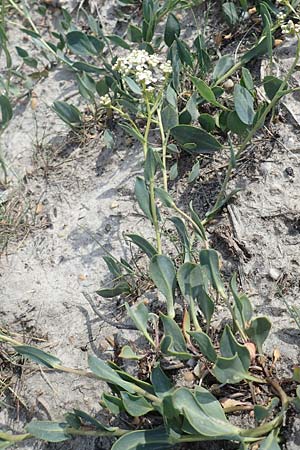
[149,178,162,254]
[144,93,162,254]
[157,107,169,191]
[143,95,152,157]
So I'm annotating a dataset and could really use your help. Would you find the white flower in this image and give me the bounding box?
[113,49,172,93]
[281,19,300,36]
[99,94,111,106]
[277,11,286,22]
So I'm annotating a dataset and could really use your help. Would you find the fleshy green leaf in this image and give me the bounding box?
[254,397,279,422]
[125,302,155,346]
[107,35,131,50]
[212,55,234,81]
[172,388,240,438]
[234,85,255,126]
[170,217,191,262]
[170,125,222,154]
[162,104,178,131]
[220,325,250,371]
[101,393,124,415]
[194,386,228,422]
[26,421,70,442]
[189,331,217,362]
[66,31,103,55]
[160,314,191,360]
[0,95,13,127]
[52,101,82,128]
[119,345,144,360]
[126,234,157,258]
[111,429,172,450]
[88,356,136,393]
[150,363,173,397]
[135,176,153,222]
[149,255,176,318]
[96,282,131,298]
[263,75,286,100]
[191,76,223,108]
[199,249,226,298]
[164,13,180,47]
[13,345,61,369]
[72,409,116,431]
[258,430,281,450]
[246,316,271,354]
[121,392,154,416]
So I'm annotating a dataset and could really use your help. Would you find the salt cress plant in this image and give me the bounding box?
[2,1,300,449]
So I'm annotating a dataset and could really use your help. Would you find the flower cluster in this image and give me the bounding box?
[113,49,172,92]
[281,19,300,35]
[277,11,287,22]
[98,94,111,107]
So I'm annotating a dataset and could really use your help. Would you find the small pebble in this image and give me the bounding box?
[285,167,294,177]
[223,79,234,91]
[269,267,280,281]
[110,201,119,209]
[183,371,195,382]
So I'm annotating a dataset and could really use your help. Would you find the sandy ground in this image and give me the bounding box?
[0,3,300,450]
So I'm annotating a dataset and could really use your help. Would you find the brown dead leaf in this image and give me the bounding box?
[221,398,245,409]
[31,92,38,110]
[273,348,281,364]
[245,342,256,362]
[214,33,223,47]
[35,203,44,214]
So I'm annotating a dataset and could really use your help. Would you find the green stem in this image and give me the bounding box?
[143,95,152,157]
[157,107,169,192]
[149,178,162,255]
[144,94,162,254]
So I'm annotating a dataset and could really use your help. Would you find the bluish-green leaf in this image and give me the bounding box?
[246,316,271,354]
[14,345,61,369]
[111,429,172,450]
[189,331,217,362]
[125,302,155,346]
[52,101,82,128]
[149,256,176,318]
[121,392,154,417]
[88,356,136,393]
[135,176,152,222]
[26,421,70,442]
[164,13,180,47]
[234,85,255,125]
[212,55,234,81]
[126,234,157,258]
[0,95,13,127]
[170,125,222,154]
[199,249,226,298]
[150,363,173,397]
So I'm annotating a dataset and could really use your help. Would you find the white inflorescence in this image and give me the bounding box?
[281,19,300,35]
[112,49,172,92]
[99,94,111,106]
